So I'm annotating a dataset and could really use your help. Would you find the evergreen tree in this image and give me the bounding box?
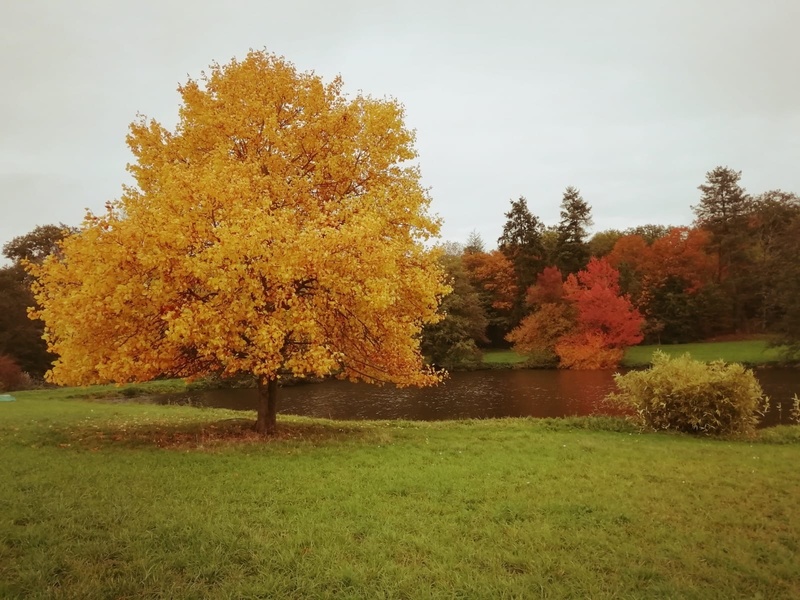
[693,167,751,240]
[497,197,545,318]
[555,186,593,275]
[464,230,486,254]
[692,167,752,330]
[773,213,800,357]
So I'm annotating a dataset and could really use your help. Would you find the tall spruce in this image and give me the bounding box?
[555,186,593,275]
[497,196,545,298]
[693,167,751,240]
[692,167,752,330]
[464,229,486,254]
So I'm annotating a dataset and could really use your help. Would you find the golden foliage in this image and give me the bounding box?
[555,333,624,370]
[505,303,574,355]
[461,250,518,311]
[29,51,448,388]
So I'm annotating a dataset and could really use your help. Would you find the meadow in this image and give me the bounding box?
[483,339,789,368]
[1,388,799,599]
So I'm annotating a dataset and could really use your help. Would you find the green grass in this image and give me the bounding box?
[55,378,191,398]
[484,340,789,368]
[481,349,529,364]
[621,340,787,367]
[1,389,799,598]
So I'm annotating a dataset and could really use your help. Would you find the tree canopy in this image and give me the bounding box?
[507,259,643,369]
[421,254,488,368]
[0,224,76,377]
[29,50,448,434]
[497,196,545,320]
[555,186,593,275]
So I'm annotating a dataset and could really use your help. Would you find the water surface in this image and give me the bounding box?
[151,368,799,427]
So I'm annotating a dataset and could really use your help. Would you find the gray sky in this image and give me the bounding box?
[1,0,798,259]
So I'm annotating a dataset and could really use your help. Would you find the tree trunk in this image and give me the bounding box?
[255,377,278,435]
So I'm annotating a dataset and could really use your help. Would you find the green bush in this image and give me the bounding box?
[608,351,767,437]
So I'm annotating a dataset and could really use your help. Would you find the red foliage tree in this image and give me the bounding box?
[563,258,645,350]
[0,354,24,392]
[525,265,565,306]
[507,258,644,369]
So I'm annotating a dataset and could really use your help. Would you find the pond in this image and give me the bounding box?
[150,368,800,427]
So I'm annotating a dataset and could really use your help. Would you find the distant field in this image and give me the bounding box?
[621,340,786,367]
[483,340,789,367]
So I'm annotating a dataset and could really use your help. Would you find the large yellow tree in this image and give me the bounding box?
[29,50,448,434]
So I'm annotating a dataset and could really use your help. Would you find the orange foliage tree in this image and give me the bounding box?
[608,227,716,298]
[462,250,518,312]
[643,227,716,291]
[462,249,518,342]
[606,234,649,297]
[608,227,717,342]
[507,267,573,360]
[28,51,448,435]
[507,259,644,369]
[505,303,574,359]
[554,332,625,370]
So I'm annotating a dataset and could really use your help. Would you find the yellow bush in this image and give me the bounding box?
[608,351,767,437]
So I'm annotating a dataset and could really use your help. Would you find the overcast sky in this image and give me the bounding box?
[1,0,798,259]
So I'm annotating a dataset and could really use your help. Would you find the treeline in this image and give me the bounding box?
[422,166,800,367]
[2,166,799,379]
[0,225,76,383]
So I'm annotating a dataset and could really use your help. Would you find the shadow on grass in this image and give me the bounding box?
[36,416,380,451]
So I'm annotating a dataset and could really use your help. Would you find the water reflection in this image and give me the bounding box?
[151,368,799,426]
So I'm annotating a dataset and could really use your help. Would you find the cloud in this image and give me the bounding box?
[1,0,798,253]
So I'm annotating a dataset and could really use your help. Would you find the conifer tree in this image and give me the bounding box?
[555,186,593,275]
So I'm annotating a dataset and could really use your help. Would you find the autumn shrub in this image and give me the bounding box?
[0,354,25,392]
[506,303,574,356]
[555,332,624,370]
[608,351,767,437]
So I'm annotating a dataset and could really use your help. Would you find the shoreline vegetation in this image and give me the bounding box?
[5,340,795,401]
[2,393,799,598]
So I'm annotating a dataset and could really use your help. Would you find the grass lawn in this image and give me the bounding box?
[1,389,799,598]
[621,340,787,367]
[484,340,789,368]
[481,349,529,364]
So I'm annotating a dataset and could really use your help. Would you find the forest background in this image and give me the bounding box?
[2,165,799,379]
